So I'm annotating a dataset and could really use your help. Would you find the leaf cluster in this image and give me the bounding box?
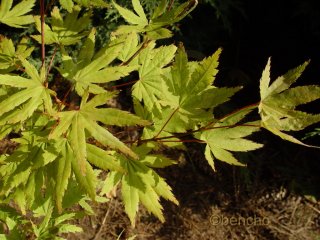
[0,0,320,236]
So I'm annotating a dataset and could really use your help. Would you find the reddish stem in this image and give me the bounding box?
[120,39,151,66]
[40,0,46,68]
[155,107,180,138]
[203,102,260,129]
[125,101,261,145]
[110,80,138,90]
[46,46,58,83]
[58,85,73,111]
[168,0,175,11]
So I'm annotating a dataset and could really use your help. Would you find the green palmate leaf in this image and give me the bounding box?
[0,141,59,211]
[114,0,198,40]
[133,98,185,149]
[49,92,149,174]
[199,125,262,167]
[0,37,34,73]
[0,0,35,28]
[102,150,178,226]
[0,58,54,126]
[152,46,240,133]
[58,29,138,96]
[132,42,177,111]
[60,0,108,12]
[32,6,91,45]
[259,58,320,147]
[196,107,262,167]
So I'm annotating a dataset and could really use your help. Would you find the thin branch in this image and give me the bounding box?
[168,0,175,11]
[203,102,260,129]
[40,0,46,68]
[177,0,198,18]
[46,46,58,83]
[124,102,261,145]
[120,39,151,66]
[124,123,261,145]
[93,200,112,240]
[154,107,180,138]
[58,85,73,111]
[157,139,206,143]
[110,80,138,90]
[14,63,25,72]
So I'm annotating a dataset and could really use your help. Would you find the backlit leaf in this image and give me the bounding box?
[259,59,320,147]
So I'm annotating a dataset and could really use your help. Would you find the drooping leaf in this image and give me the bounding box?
[121,170,140,227]
[259,58,320,147]
[115,150,178,226]
[0,0,35,28]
